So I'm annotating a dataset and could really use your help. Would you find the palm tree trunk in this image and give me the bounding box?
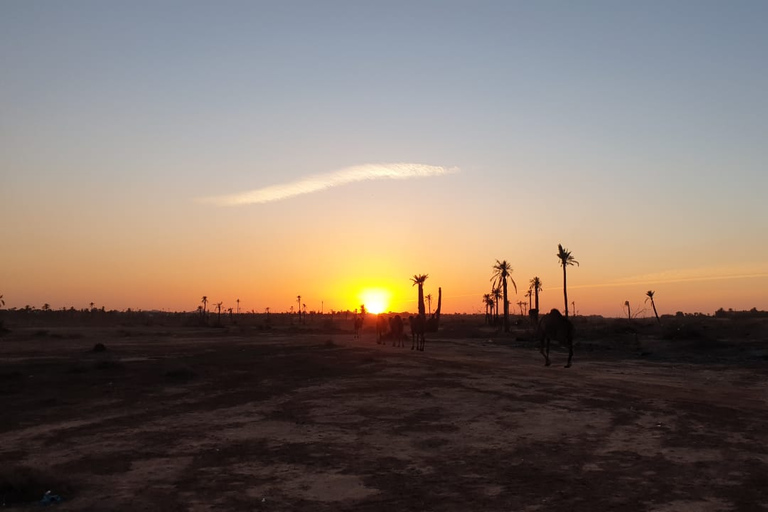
[563,267,569,318]
[418,284,425,317]
[651,299,660,324]
[502,279,509,332]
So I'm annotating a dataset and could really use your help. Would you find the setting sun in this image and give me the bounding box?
[359,288,392,314]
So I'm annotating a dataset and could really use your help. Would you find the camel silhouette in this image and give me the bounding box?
[409,315,426,351]
[538,308,574,368]
[389,315,406,347]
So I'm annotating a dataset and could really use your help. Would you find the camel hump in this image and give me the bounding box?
[549,308,563,317]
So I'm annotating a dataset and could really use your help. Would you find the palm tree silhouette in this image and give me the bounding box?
[201,296,208,319]
[529,277,543,322]
[215,302,223,325]
[491,260,518,332]
[236,298,240,314]
[556,244,579,318]
[410,274,428,317]
[425,294,433,315]
[492,286,502,325]
[297,295,301,323]
[624,300,632,320]
[645,290,660,324]
[482,293,493,324]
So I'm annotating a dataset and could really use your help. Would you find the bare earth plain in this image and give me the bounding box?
[1,315,767,511]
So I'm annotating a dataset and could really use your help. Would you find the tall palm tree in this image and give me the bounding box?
[201,296,208,318]
[491,260,518,332]
[645,290,660,324]
[482,293,493,324]
[624,300,632,320]
[529,277,542,314]
[425,294,433,315]
[556,244,579,318]
[215,302,223,324]
[410,274,429,318]
[236,298,240,314]
[297,295,301,323]
[492,286,502,325]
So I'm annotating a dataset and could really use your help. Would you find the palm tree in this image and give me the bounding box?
[215,302,223,324]
[425,294,433,315]
[645,290,660,324]
[482,293,493,324]
[297,295,301,323]
[529,277,542,315]
[491,260,518,332]
[42,303,51,312]
[492,286,502,325]
[556,244,579,318]
[236,298,240,314]
[201,296,208,319]
[624,300,632,320]
[410,274,428,317]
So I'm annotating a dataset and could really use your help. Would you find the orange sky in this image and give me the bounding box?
[2,3,767,317]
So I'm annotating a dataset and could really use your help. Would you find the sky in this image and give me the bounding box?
[1,0,767,317]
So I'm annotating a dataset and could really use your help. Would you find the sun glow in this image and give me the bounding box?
[359,288,392,315]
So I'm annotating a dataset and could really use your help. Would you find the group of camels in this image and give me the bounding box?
[350,253,576,367]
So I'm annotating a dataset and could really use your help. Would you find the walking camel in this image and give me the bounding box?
[409,315,426,351]
[353,316,363,339]
[538,308,574,368]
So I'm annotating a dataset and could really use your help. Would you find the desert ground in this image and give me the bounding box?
[1,312,767,511]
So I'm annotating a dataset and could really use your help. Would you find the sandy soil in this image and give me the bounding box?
[1,323,767,511]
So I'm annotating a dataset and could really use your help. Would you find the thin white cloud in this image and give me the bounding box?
[200,162,459,206]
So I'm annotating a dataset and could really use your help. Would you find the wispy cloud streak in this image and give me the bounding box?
[200,162,459,206]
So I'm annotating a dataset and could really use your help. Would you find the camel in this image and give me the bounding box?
[353,316,363,339]
[376,315,389,344]
[409,315,426,351]
[537,308,574,368]
[389,315,406,347]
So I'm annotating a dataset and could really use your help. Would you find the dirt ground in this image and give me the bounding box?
[1,320,767,511]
